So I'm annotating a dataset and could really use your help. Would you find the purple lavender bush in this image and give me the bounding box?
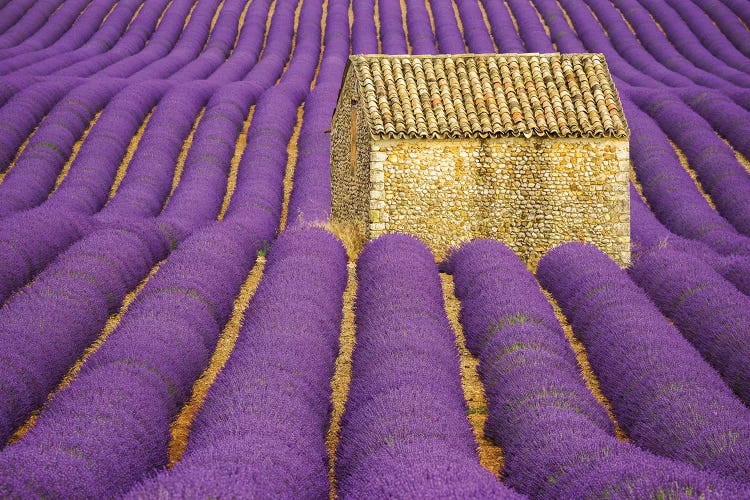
[336,233,522,498]
[0,215,274,497]
[537,243,750,484]
[630,247,750,406]
[444,239,749,498]
[0,219,174,444]
[126,226,347,498]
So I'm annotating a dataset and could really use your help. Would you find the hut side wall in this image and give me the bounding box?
[331,74,372,236]
[368,137,630,268]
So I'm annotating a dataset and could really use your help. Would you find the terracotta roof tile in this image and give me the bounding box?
[346,53,629,139]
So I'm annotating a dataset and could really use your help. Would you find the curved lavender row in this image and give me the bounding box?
[719,0,750,27]
[532,0,586,53]
[0,219,173,444]
[0,79,75,171]
[0,0,40,36]
[454,0,495,53]
[680,89,750,164]
[630,248,750,406]
[54,0,173,78]
[621,96,750,257]
[0,0,132,75]
[206,0,274,83]
[505,0,554,53]
[445,239,748,499]
[127,0,223,81]
[379,0,408,55]
[630,185,750,297]
[537,243,750,484]
[0,0,94,56]
[404,0,438,55]
[0,79,125,219]
[429,0,467,54]
[231,0,299,84]
[45,81,170,215]
[659,0,750,75]
[336,234,521,498]
[351,0,377,54]
[0,0,69,51]
[576,0,702,88]
[443,239,613,433]
[552,0,663,87]
[696,0,750,58]
[126,226,348,498]
[96,83,215,222]
[632,90,750,237]
[478,0,525,53]
[159,84,259,230]
[0,75,41,108]
[2,0,144,77]
[0,216,274,498]
[93,0,196,79]
[224,0,322,222]
[168,0,247,82]
[286,0,350,223]
[0,206,93,305]
[620,0,750,86]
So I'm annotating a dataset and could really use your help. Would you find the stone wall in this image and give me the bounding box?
[331,73,372,237]
[367,137,630,268]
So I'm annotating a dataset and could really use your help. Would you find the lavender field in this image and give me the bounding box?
[0,0,749,498]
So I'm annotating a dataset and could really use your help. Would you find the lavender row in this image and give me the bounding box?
[0,0,39,36]
[93,0,197,79]
[404,0,438,54]
[96,83,214,222]
[632,90,750,237]
[221,0,321,227]
[0,219,175,444]
[206,0,274,83]
[429,0,466,54]
[693,0,750,58]
[602,0,749,88]
[454,0,495,53]
[351,0,377,54]
[445,239,748,499]
[4,0,163,78]
[0,0,91,55]
[679,89,750,170]
[336,234,521,498]
[637,0,750,78]
[0,79,124,218]
[0,0,136,76]
[537,243,750,484]
[621,96,750,257]
[479,0,524,53]
[505,0,554,53]
[630,185,750,297]
[45,81,170,215]
[0,215,274,497]
[55,0,179,78]
[127,226,348,498]
[0,78,76,170]
[126,0,224,81]
[630,247,750,406]
[287,0,351,223]
[168,0,248,82]
[378,0,408,55]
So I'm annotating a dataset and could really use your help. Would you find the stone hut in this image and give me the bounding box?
[330,53,630,267]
